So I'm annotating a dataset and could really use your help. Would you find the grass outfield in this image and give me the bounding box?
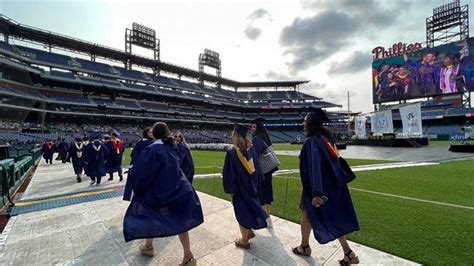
[428,140,464,147]
[272,143,302,151]
[193,159,474,265]
[122,148,391,174]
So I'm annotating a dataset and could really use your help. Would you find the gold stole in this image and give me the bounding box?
[234,146,255,175]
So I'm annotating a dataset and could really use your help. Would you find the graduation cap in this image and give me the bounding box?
[306,108,330,125]
[82,136,89,141]
[111,130,120,138]
[74,135,82,142]
[89,131,101,140]
[251,117,266,126]
[234,124,249,138]
[103,134,110,140]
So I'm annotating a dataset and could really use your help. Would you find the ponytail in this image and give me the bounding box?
[152,122,174,145]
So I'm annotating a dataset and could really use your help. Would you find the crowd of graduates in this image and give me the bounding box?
[41,131,125,184]
[41,109,360,266]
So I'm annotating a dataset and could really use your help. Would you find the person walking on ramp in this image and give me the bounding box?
[83,131,108,186]
[222,124,267,250]
[174,131,195,184]
[123,122,203,265]
[67,136,85,183]
[42,140,54,164]
[105,131,124,182]
[251,117,278,228]
[293,109,360,265]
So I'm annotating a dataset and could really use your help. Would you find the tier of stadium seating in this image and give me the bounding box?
[0,41,323,105]
[425,125,463,135]
[0,120,235,145]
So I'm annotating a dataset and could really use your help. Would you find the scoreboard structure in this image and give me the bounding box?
[125,22,160,70]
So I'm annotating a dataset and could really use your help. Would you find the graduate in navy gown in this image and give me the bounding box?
[223,124,267,250]
[82,136,90,178]
[174,132,195,184]
[67,136,85,183]
[57,138,69,163]
[123,122,203,264]
[105,131,124,182]
[83,131,108,186]
[251,117,278,228]
[41,140,54,164]
[292,109,360,265]
[124,127,154,201]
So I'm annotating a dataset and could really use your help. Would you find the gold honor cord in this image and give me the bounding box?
[234,146,255,175]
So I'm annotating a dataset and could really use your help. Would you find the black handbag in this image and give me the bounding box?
[339,157,356,183]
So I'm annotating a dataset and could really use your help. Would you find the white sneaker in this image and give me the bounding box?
[90,181,96,186]
[266,217,273,228]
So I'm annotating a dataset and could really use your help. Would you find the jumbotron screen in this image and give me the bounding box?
[372,37,474,104]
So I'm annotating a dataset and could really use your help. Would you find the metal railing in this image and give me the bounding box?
[0,147,41,209]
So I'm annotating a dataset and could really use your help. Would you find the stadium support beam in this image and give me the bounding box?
[199,49,222,88]
[125,22,160,71]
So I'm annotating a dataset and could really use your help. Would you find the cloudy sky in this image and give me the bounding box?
[1,0,473,112]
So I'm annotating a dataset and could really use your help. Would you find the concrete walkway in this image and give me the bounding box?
[0,160,418,265]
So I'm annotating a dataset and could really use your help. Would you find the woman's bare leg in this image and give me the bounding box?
[300,210,312,247]
[178,232,194,263]
[238,225,251,243]
[337,235,353,254]
[145,238,153,249]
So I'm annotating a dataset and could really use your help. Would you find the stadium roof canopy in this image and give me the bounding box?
[0,15,309,89]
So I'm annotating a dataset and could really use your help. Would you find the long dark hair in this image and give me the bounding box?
[142,127,152,139]
[253,123,272,146]
[152,122,174,145]
[305,119,333,142]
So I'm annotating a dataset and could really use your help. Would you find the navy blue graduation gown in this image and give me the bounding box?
[57,141,69,163]
[176,143,195,184]
[123,141,204,242]
[299,136,359,244]
[82,141,90,176]
[105,139,124,173]
[130,139,153,166]
[41,143,54,160]
[252,136,277,204]
[83,140,108,178]
[124,139,153,201]
[67,142,84,175]
[223,147,267,230]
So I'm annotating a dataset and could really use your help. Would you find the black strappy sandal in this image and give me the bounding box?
[179,256,196,266]
[292,245,312,256]
[339,249,359,265]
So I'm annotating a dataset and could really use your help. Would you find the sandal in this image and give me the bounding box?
[179,256,196,266]
[249,231,256,239]
[339,249,359,265]
[235,238,251,249]
[138,244,154,257]
[292,245,311,257]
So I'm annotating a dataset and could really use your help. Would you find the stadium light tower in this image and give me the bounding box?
[125,23,160,72]
[199,49,222,87]
[426,0,469,48]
